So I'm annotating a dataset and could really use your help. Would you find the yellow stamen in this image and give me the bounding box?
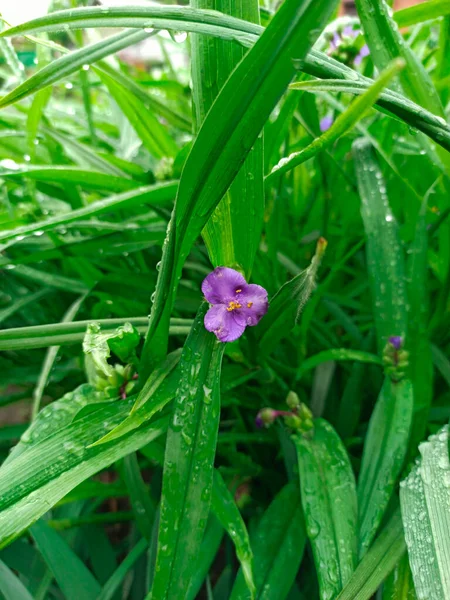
[227,300,242,312]
[247,302,253,308]
[236,289,242,293]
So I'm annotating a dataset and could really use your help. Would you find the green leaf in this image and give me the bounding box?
[97,68,178,160]
[191,0,263,278]
[0,559,34,600]
[407,197,433,455]
[354,0,444,117]
[394,0,450,28]
[97,538,148,600]
[31,294,86,420]
[301,64,450,154]
[336,509,406,600]
[211,470,255,599]
[186,515,224,600]
[382,554,416,600]
[294,419,358,599]
[30,520,101,600]
[0,317,191,351]
[230,483,306,600]
[121,454,156,540]
[140,0,340,374]
[357,378,413,557]
[1,166,141,193]
[0,182,177,243]
[0,395,168,546]
[400,425,450,600]
[297,348,382,378]
[4,383,104,466]
[91,350,181,446]
[150,305,224,599]
[269,58,405,180]
[0,29,154,109]
[353,139,408,353]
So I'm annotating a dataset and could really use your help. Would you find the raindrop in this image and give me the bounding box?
[24,154,31,162]
[82,64,90,71]
[65,82,73,90]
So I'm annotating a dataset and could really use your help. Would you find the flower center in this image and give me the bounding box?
[227,300,242,312]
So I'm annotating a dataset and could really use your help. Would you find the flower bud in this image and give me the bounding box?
[255,408,277,428]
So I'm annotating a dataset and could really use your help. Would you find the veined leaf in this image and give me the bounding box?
[400,425,450,600]
[150,305,224,599]
[294,419,358,599]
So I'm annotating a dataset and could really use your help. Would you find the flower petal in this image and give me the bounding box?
[236,283,269,326]
[201,267,246,305]
[204,304,246,342]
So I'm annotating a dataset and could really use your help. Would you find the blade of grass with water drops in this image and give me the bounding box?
[353,138,408,353]
[211,470,255,599]
[229,482,305,600]
[191,0,263,278]
[293,419,358,600]
[0,394,168,546]
[149,305,224,600]
[400,425,450,600]
[357,377,413,557]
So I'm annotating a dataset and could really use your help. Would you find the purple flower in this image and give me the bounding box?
[320,116,333,132]
[354,44,370,66]
[342,25,358,38]
[389,336,402,350]
[202,267,268,342]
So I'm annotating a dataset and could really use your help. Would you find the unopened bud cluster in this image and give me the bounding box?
[383,336,409,382]
[255,391,314,434]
